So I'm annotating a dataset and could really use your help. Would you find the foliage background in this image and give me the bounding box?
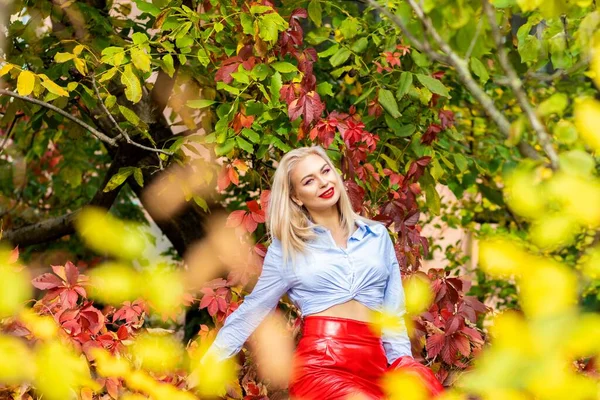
[0,0,600,398]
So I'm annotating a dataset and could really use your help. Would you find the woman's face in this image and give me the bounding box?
[290,154,341,213]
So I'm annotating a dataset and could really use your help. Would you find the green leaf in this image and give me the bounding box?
[330,48,352,67]
[197,48,210,67]
[318,44,339,58]
[258,13,288,43]
[270,136,292,152]
[187,99,216,109]
[130,48,151,72]
[271,61,297,73]
[176,35,194,49]
[380,153,398,171]
[242,128,260,143]
[67,82,78,91]
[308,0,322,27]
[121,65,142,103]
[470,57,489,83]
[270,72,282,104]
[240,13,254,35]
[118,105,141,126]
[103,167,135,192]
[396,72,413,99]
[559,150,595,176]
[339,17,360,40]
[492,0,516,7]
[133,168,144,187]
[317,82,334,97]
[250,5,272,14]
[251,64,270,81]
[416,74,450,97]
[236,136,254,153]
[214,22,224,32]
[100,47,125,66]
[193,195,209,212]
[385,114,415,137]
[216,81,241,95]
[425,182,441,215]
[215,138,236,156]
[131,32,149,45]
[354,86,375,105]
[378,89,401,118]
[17,70,35,96]
[133,0,160,16]
[54,52,76,63]
[231,69,250,84]
[305,27,331,45]
[105,95,116,109]
[454,153,469,172]
[537,93,568,117]
[351,37,369,53]
[161,54,175,78]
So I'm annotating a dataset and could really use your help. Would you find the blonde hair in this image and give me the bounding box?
[266,145,373,266]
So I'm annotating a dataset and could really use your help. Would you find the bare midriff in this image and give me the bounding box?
[309,299,372,322]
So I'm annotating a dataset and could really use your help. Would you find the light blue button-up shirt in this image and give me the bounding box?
[205,219,412,364]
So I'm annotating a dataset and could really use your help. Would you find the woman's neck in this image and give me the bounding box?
[309,206,341,232]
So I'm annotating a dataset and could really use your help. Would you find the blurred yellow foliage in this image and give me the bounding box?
[404,275,434,315]
[380,369,429,400]
[75,207,147,260]
[0,334,35,385]
[130,332,186,374]
[88,262,140,305]
[0,258,31,318]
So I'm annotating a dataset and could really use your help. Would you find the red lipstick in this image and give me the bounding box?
[319,187,334,199]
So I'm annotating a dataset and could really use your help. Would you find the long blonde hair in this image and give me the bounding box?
[266,145,373,266]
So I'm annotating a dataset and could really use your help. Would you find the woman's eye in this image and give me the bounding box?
[323,169,330,174]
[304,179,313,185]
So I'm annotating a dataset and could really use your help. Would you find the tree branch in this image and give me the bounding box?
[0,89,118,146]
[482,0,559,169]
[0,148,128,247]
[364,0,541,162]
[90,77,173,157]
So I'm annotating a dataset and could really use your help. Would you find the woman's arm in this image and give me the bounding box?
[202,238,291,362]
[380,231,413,365]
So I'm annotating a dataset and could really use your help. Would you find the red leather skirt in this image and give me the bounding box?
[288,316,444,400]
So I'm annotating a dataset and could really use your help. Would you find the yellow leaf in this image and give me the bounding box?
[54,52,77,63]
[131,48,151,72]
[121,64,142,103]
[73,44,85,56]
[40,79,69,97]
[574,97,600,152]
[16,70,36,96]
[73,57,88,75]
[0,63,13,77]
[98,67,118,83]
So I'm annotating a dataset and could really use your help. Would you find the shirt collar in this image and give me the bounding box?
[307,218,379,239]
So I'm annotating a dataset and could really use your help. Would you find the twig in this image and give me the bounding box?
[0,112,23,155]
[365,0,541,161]
[0,88,118,146]
[482,0,559,169]
[465,17,484,60]
[90,76,174,157]
[525,58,590,82]
[91,75,129,142]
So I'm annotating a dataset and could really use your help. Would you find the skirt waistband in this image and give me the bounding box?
[301,315,381,340]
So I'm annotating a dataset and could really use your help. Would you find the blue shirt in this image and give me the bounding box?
[205,219,412,365]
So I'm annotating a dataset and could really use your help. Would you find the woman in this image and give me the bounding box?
[202,146,443,399]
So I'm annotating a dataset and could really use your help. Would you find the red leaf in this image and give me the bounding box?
[215,57,242,84]
[8,246,19,264]
[244,214,258,233]
[426,333,445,358]
[344,180,365,213]
[32,273,63,290]
[421,124,443,145]
[454,334,471,358]
[438,109,455,129]
[64,261,80,285]
[217,167,231,192]
[226,210,247,228]
[287,91,325,127]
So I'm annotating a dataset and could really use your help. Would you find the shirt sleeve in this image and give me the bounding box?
[203,238,291,362]
[381,231,413,364]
